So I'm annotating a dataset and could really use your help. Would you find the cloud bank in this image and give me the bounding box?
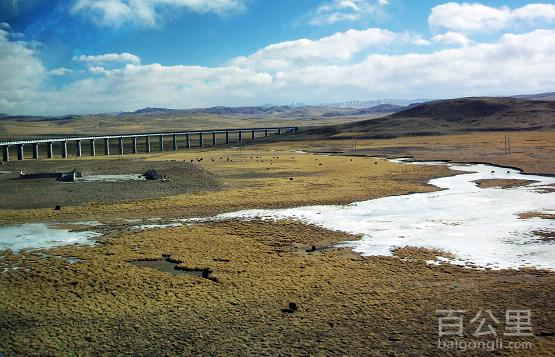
[71,0,246,27]
[309,0,389,25]
[429,2,555,33]
[1,2,555,115]
[73,52,141,64]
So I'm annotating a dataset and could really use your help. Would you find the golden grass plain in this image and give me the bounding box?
[0,144,451,225]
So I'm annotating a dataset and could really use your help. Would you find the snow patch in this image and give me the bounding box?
[215,161,555,270]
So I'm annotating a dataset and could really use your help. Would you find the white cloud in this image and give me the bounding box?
[73,52,141,64]
[49,67,73,76]
[432,31,472,47]
[412,37,431,46]
[2,24,555,115]
[267,30,555,101]
[71,0,246,27]
[429,2,555,33]
[0,27,45,113]
[35,63,274,114]
[309,0,389,25]
[231,28,398,71]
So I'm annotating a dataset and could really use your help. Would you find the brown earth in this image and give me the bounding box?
[263,131,555,175]
[474,179,538,189]
[0,110,381,141]
[0,159,221,209]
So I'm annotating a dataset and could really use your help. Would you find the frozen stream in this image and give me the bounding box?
[216,161,555,270]
[0,224,101,253]
[1,160,554,270]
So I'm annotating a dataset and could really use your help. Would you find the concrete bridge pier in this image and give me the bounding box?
[264,130,268,137]
[159,135,164,151]
[76,140,82,157]
[32,143,39,159]
[238,131,243,143]
[47,142,53,158]
[104,139,110,156]
[90,139,96,156]
[251,130,255,140]
[61,141,68,158]
[145,136,151,153]
[199,133,203,147]
[132,137,137,154]
[212,132,216,146]
[118,137,124,155]
[278,128,282,135]
[186,134,191,149]
[16,144,24,160]
[225,131,230,144]
[172,134,177,150]
[2,145,8,162]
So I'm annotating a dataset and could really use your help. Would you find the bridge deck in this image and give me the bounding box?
[0,126,297,146]
[1,126,298,161]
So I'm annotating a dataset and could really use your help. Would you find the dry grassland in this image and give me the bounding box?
[1,135,554,356]
[0,144,450,225]
[322,130,555,175]
[1,220,554,356]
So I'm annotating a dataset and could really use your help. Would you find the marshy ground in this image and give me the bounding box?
[1,132,554,356]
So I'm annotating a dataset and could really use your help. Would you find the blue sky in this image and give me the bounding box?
[1,0,554,115]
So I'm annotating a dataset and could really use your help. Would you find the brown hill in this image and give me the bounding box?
[304,97,555,139]
[513,92,555,101]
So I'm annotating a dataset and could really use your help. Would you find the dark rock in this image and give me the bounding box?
[201,269,212,279]
[56,170,78,182]
[143,170,162,180]
[54,205,61,210]
[281,302,298,313]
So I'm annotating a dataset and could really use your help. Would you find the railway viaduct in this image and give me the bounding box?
[1,127,298,161]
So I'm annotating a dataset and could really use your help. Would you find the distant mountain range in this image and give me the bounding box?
[123,106,298,116]
[321,98,429,109]
[1,92,554,119]
[512,92,555,101]
[121,104,410,118]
